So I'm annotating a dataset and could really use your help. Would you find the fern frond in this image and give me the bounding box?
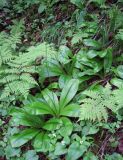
[20,74,38,85]
[80,84,123,122]
[0,80,34,99]
[80,92,108,122]
[13,43,57,65]
[0,21,57,100]
[0,75,19,83]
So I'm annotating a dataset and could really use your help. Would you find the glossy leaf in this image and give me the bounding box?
[59,117,73,137]
[10,108,43,127]
[60,103,80,117]
[59,75,71,89]
[104,48,112,73]
[60,79,79,108]
[33,132,51,152]
[70,0,84,8]
[83,39,101,49]
[24,101,54,115]
[83,152,98,160]
[111,78,123,88]
[24,150,39,160]
[54,142,67,156]
[43,118,62,131]
[59,46,72,64]
[38,4,46,14]
[67,141,88,160]
[42,89,59,115]
[10,129,39,148]
[117,65,123,79]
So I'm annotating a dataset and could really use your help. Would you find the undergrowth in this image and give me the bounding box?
[0,0,123,160]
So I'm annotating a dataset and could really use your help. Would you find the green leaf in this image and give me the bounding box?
[5,145,21,158]
[38,4,46,14]
[117,65,123,79]
[89,0,106,5]
[59,75,72,89]
[24,101,54,115]
[60,103,80,117]
[10,108,43,127]
[33,132,51,152]
[77,11,86,27]
[10,129,39,148]
[42,89,59,116]
[70,0,84,8]
[83,39,101,49]
[24,150,39,160]
[97,49,109,58]
[105,153,123,160]
[67,141,88,160]
[82,125,99,136]
[111,78,123,88]
[104,48,112,73]
[44,59,64,76]
[71,33,83,45]
[54,142,67,156]
[59,46,72,64]
[60,79,79,108]
[43,118,62,131]
[87,50,97,59]
[59,117,73,137]
[83,152,98,160]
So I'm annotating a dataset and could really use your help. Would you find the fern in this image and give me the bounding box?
[80,84,123,122]
[0,22,57,100]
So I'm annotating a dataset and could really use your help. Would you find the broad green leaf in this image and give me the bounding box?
[71,33,83,45]
[24,150,39,160]
[0,0,8,8]
[117,65,123,79]
[89,0,106,5]
[76,50,102,73]
[97,49,109,58]
[83,152,98,160]
[24,101,54,115]
[54,142,67,156]
[67,141,88,160]
[87,50,97,59]
[60,79,79,108]
[40,60,63,77]
[10,108,43,127]
[77,11,86,27]
[83,39,101,49]
[111,78,123,88]
[42,89,59,115]
[60,103,80,117]
[70,0,84,8]
[59,46,72,64]
[10,129,39,148]
[59,75,72,89]
[104,48,112,73]
[5,145,21,159]
[82,125,99,136]
[87,49,108,59]
[43,118,62,131]
[45,59,64,76]
[59,117,73,137]
[33,132,51,152]
[47,82,59,89]
[38,4,46,14]
[105,153,123,160]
